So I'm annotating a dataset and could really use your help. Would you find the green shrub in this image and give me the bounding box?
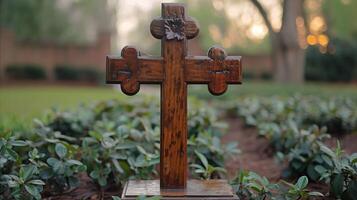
[232,96,357,135]
[317,143,357,200]
[54,65,79,80]
[260,72,272,80]
[38,98,239,186]
[231,171,323,200]
[0,97,239,198]
[54,65,102,82]
[243,71,255,80]
[305,37,357,82]
[5,64,46,80]
[0,130,85,199]
[80,68,103,82]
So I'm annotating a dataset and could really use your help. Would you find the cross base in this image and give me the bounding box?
[121,179,239,200]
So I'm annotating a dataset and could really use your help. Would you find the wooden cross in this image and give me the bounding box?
[107,3,242,192]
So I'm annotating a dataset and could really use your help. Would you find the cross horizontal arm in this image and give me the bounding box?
[106,46,163,95]
[185,56,242,83]
[106,56,164,83]
[185,55,242,95]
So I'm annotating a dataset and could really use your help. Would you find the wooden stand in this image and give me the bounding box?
[122,180,238,200]
[106,3,242,199]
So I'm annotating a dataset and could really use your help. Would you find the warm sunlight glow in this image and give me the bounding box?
[212,0,224,11]
[341,0,351,5]
[247,24,268,41]
[209,24,222,42]
[318,34,329,47]
[225,4,240,19]
[307,34,317,45]
[310,16,326,34]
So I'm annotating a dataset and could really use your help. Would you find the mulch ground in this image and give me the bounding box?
[44,118,357,199]
[223,118,357,198]
[222,118,284,181]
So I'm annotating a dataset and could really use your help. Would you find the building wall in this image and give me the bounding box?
[0,28,272,82]
[0,29,110,81]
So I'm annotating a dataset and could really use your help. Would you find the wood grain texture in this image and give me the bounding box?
[150,4,199,40]
[160,3,188,189]
[185,46,242,95]
[106,3,243,191]
[106,46,163,95]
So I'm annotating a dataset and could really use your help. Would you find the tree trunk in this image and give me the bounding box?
[273,0,305,83]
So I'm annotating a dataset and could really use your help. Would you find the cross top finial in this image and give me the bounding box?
[150,3,199,40]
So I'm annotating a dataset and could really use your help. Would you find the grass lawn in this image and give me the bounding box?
[1,81,356,129]
[0,86,129,130]
[189,81,357,100]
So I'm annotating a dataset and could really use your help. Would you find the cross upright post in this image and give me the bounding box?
[107,3,242,199]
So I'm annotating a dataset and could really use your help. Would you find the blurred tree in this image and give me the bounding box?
[250,0,306,83]
[0,0,116,44]
[323,0,357,40]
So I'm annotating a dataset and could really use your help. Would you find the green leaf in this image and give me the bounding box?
[213,167,227,173]
[308,191,324,197]
[8,180,19,187]
[54,164,65,174]
[295,176,308,190]
[195,169,206,174]
[350,153,357,164]
[6,148,18,160]
[28,179,45,185]
[343,180,357,200]
[25,184,41,199]
[112,159,124,174]
[40,168,53,179]
[307,164,320,181]
[10,140,28,146]
[47,157,60,167]
[89,130,103,141]
[116,143,136,150]
[68,176,80,188]
[194,150,208,170]
[190,164,204,170]
[21,165,37,181]
[331,173,344,197]
[98,177,107,186]
[314,165,327,175]
[55,143,67,158]
[112,196,121,200]
[90,170,99,179]
[320,145,335,158]
[247,182,262,192]
[66,159,83,166]
[136,145,147,155]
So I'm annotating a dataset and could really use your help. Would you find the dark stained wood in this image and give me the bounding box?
[185,46,242,95]
[150,16,199,40]
[160,3,188,189]
[106,2,243,193]
[122,180,239,200]
[106,46,163,95]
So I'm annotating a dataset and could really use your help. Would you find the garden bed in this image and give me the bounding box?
[1,95,356,200]
[41,117,357,199]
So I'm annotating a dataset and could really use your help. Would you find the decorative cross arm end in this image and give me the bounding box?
[106,46,140,96]
[185,46,242,96]
[207,46,242,95]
